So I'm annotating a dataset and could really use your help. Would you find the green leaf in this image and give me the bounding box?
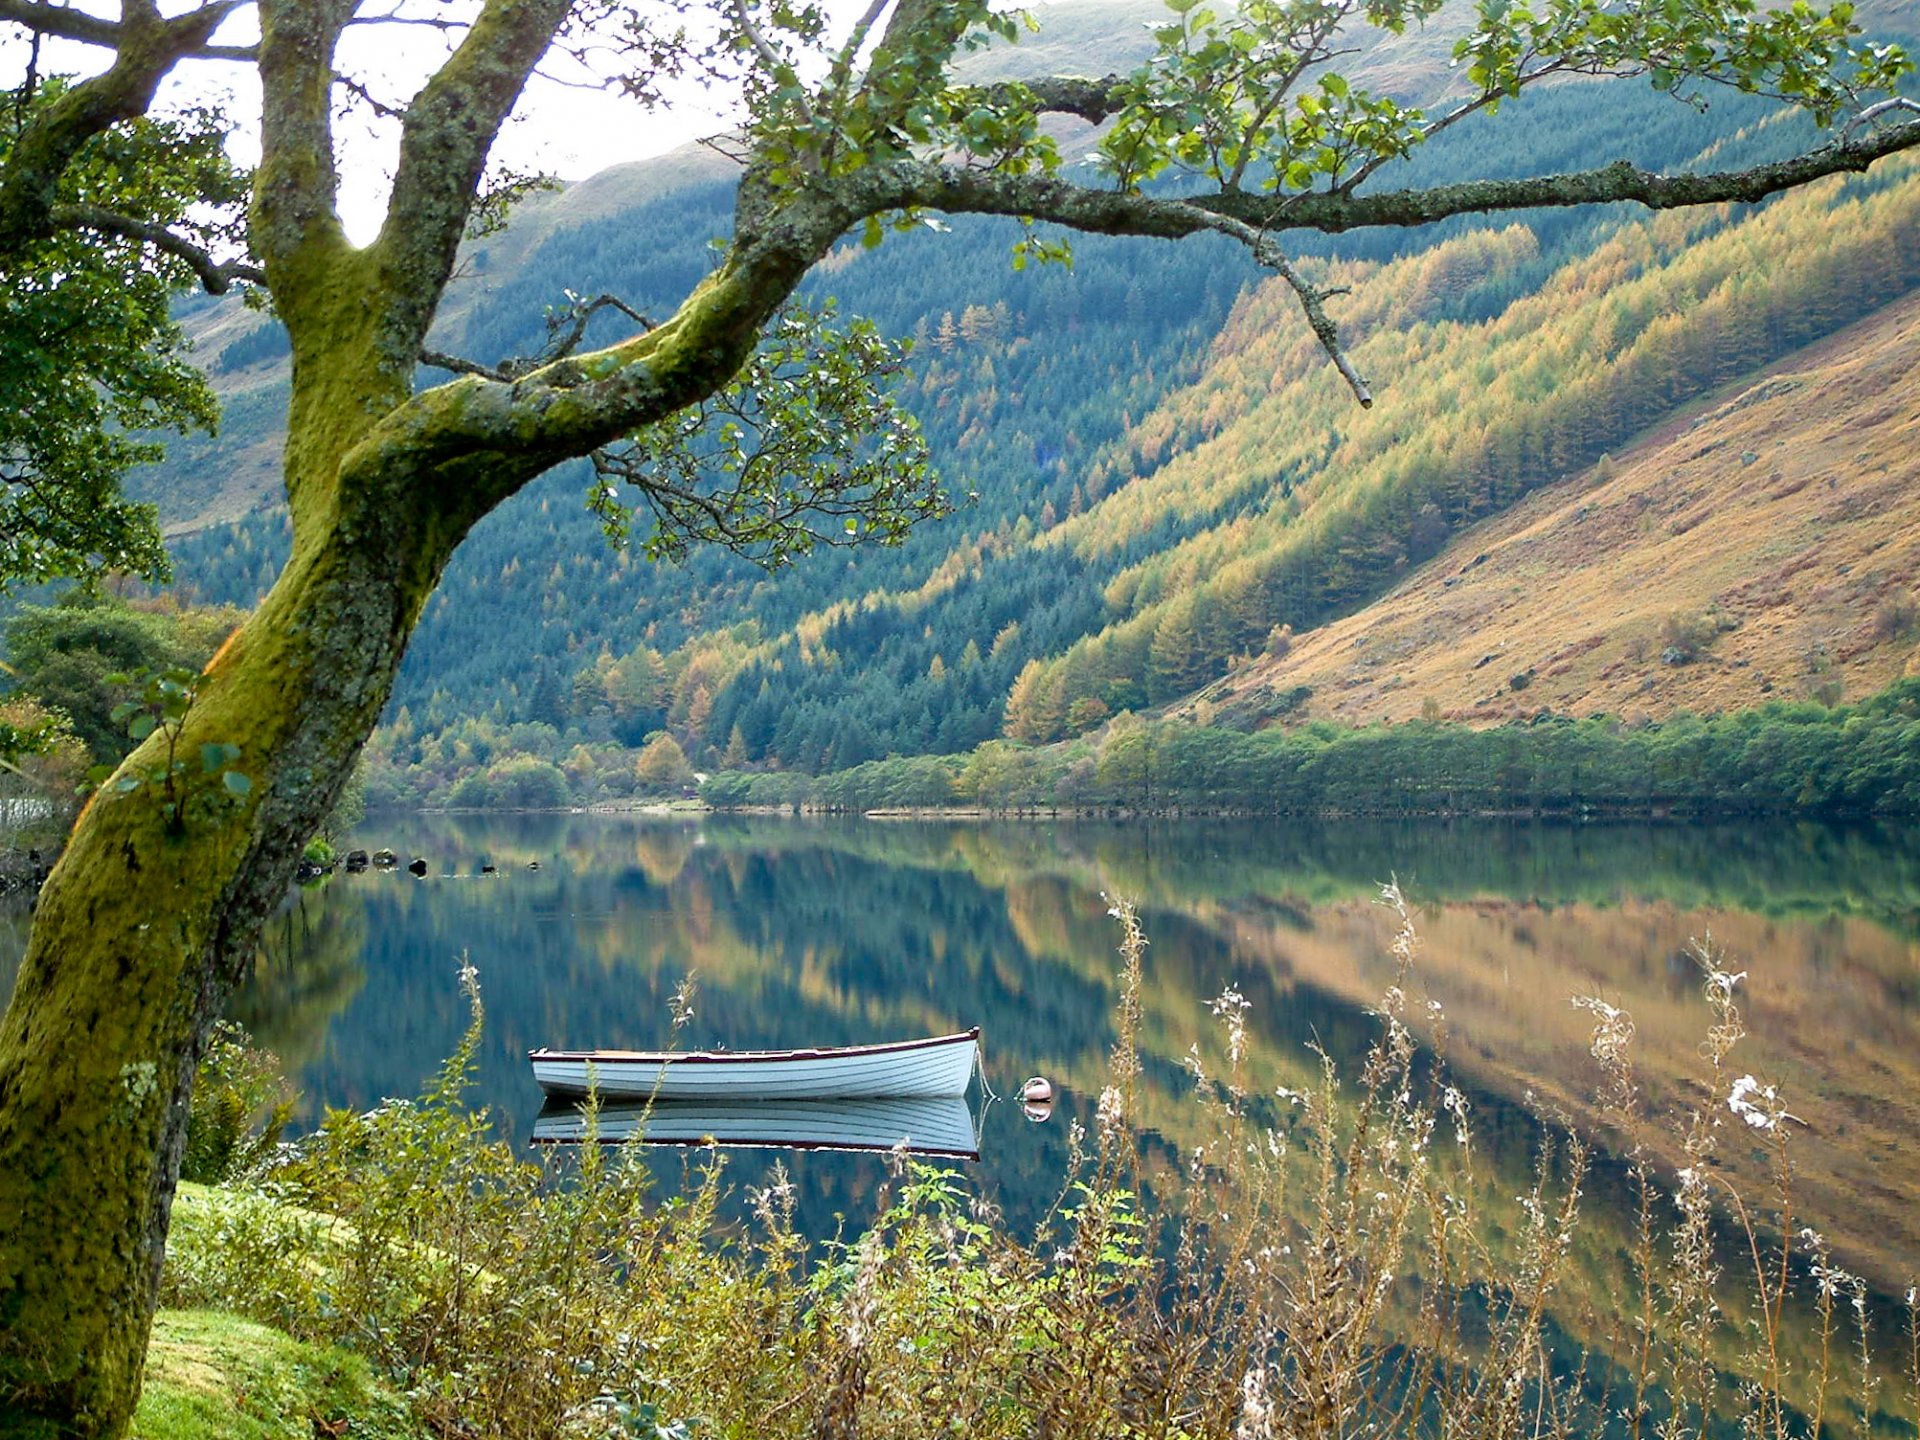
[222,770,253,796]
[128,714,157,741]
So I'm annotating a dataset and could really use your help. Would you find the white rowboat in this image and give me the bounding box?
[529,1095,981,1159]
[527,1028,980,1101]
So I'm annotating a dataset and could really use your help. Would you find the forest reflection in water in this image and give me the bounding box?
[216,817,1918,1276]
[2,812,1918,1412]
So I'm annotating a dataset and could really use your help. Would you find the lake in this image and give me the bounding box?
[4,813,1919,1392]
[209,816,1920,1273]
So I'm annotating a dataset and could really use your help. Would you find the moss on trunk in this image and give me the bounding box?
[0,341,451,1436]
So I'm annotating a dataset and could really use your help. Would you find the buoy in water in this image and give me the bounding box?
[1020,1076,1054,1104]
[1022,1099,1054,1124]
[407,857,428,877]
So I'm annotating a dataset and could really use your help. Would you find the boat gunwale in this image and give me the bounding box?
[528,1027,981,1067]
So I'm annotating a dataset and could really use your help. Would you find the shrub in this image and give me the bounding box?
[1659,607,1735,663]
[1874,593,1918,641]
[181,1022,295,1185]
[485,755,570,808]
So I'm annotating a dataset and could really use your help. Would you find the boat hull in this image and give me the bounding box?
[530,1095,981,1159]
[528,1029,979,1101]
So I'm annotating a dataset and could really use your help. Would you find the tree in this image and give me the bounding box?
[2,591,248,760]
[1,0,1917,1432]
[634,730,695,792]
[0,80,246,587]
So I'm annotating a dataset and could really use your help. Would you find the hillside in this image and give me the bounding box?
[124,0,1920,802]
[1187,288,1920,728]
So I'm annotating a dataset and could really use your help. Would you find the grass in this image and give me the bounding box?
[132,1310,421,1440]
[1207,288,1920,728]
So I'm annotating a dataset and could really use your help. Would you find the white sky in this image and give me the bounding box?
[4,1,772,243]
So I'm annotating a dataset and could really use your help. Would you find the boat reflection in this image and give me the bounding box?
[530,1093,982,1160]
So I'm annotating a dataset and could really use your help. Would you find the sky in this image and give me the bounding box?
[3,0,773,242]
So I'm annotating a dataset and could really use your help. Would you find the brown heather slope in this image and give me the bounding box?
[1199,289,1920,727]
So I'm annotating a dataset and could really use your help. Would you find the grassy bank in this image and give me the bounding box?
[133,1309,419,1440]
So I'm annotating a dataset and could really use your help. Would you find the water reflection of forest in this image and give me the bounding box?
[2,815,1916,1424]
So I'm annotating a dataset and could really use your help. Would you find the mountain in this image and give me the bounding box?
[1187,289,1920,730]
[997,152,1920,744]
[131,0,1920,802]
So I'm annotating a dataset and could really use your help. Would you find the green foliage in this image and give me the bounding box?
[709,678,1920,817]
[0,695,74,769]
[1,591,245,763]
[590,301,944,568]
[180,1024,294,1187]
[0,83,246,590]
[447,755,573,810]
[87,665,250,835]
[0,694,85,832]
[1099,0,1908,197]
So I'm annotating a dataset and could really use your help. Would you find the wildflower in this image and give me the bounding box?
[668,971,698,1031]
[1441,1084,1470,1145]
[1237,1365,1273,1440]
[1185,1043,1209,1090]
[1726,1074,1795,1131]
[1703,967,1747,1006]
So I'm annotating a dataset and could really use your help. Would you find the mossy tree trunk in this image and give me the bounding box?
[0,355,444,1436]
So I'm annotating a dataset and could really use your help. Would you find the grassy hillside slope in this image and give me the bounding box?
[1193,287,1920,728]
[998,157,1920,742]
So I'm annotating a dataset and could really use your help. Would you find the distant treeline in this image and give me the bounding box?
[700,681,1920,818]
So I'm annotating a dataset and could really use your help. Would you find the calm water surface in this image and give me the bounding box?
[4,813,1919,1401]
[215,817,1919,1273]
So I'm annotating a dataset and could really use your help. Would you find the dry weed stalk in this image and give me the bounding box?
[158,905,1917,1440]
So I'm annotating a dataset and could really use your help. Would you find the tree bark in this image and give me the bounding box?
[0,339,458,1435]
[0,232,806,1440]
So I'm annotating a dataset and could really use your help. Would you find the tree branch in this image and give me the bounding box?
[420,349,513,382]
[1195,211,1371,405]
[1238,119,1920,233]
[974,74,1129,125]
[49,203,265,292]
[0,0,248,258]
[0,0,125,48]
[252,0,356,274]
[371,0,574,375]
[0,0,253,54]
[418,293,653,382]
